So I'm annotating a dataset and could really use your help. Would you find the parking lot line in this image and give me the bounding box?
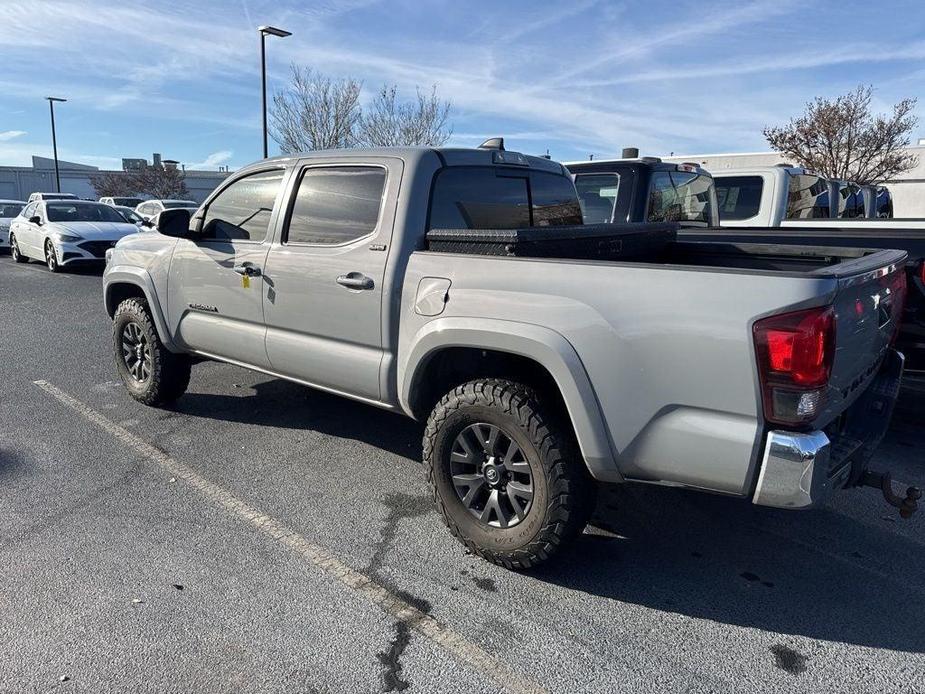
[34,378,547,694]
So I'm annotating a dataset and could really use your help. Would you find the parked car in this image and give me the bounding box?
[565,156,718,226]
[103,143,914,569]
[135,199,199,222]
[113,205,145,225]
[9,199,139,272]
[27,192,79,203]
[100,196,144,208]
[0,199,26,250]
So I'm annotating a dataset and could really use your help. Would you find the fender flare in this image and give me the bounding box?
[103,266,180,352]
[399,317,621,482]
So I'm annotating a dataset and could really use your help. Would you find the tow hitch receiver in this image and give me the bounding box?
[860,471,921,519]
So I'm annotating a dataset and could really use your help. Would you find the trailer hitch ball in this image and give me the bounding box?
[861,471,921,519]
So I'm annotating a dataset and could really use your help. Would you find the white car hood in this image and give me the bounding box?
[49,220,139,240]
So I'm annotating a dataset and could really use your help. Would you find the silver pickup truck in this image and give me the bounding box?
[102,143,916,569]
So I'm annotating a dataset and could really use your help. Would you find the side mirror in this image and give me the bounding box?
[29,215,42,225]
[156,208,197,238]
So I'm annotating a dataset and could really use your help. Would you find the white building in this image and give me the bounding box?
[662,141,925,218]
[0,154,231,204]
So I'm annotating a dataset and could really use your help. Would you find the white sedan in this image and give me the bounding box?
[0,199,26,249]
[9,200,140,272]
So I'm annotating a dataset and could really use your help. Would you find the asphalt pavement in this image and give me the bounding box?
[1,257,923,694]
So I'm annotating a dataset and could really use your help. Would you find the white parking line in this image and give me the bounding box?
[33,379,546,694]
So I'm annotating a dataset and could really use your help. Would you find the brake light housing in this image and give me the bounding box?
[753,306,835,426]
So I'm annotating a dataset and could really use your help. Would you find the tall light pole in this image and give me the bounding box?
[258,25,291,159]
[46,97,67,192]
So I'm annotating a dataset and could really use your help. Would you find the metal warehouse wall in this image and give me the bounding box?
[0,166,231,203]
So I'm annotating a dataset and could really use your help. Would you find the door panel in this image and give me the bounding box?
[166,167,288,367]
[262,159,402,401]
[167,240,271,366]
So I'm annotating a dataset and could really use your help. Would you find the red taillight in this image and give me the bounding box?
[754,306,835,425]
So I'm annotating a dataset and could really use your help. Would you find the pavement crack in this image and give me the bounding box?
[364,493,432,692]
[377,621,413,692]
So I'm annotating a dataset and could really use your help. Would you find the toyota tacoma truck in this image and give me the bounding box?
[102,141,917,569]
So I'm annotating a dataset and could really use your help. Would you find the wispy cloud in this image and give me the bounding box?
[1,0,923,166]
[0,130,27,142]
[188,150,234,169]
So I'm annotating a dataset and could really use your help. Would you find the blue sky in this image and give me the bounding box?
[1,0,923,170]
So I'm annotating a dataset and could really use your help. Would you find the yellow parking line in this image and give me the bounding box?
[33,379,547,694]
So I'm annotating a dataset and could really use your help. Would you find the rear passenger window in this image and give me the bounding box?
[201,169,284,241]
[837,184,864,219]
[286,167,386,245]
[716,176,763,221]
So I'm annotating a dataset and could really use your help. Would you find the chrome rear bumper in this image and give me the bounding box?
[752,431,832,509]
[753,349,905,510]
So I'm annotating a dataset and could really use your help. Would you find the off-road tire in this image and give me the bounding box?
[10,234,27,263]
[113,298,191,406]
[424,378,595,569]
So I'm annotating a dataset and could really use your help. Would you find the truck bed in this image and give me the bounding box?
[679,224,925,370]
[408,236,905,495]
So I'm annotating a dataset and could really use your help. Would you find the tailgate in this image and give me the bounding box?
[820,249,907,423]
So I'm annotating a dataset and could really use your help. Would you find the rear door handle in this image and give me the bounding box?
[336,272,374,290]
[233,263,261,277]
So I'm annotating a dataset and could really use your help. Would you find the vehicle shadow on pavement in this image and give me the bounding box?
[534,482,925,655]
[169,373,923,654]
[170,377,424,460]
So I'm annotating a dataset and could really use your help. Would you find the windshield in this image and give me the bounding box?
[647,171,715,223]
[112,197,143,207]
[46,202,129,223]
[116,208,142,223]
[0,203,24,218]
[163,201,198,209]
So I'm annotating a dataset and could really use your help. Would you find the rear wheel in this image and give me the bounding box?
[424,379,595,569]
[10,234,27,263]
[113,297,191,406]
[44,239,60,273]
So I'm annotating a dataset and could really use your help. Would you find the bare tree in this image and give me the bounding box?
[357,84,452,147]
[89,171,139,198]
[269,66,362,153]
[764,85,918,184]
[132,164,189,199]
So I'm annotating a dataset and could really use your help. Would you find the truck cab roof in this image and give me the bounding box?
[259,146,567,176]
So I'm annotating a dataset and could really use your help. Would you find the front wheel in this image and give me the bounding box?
[113,297,191,406]
[423,379,595,569]
[44,239,60,273]
[10,234,27,263]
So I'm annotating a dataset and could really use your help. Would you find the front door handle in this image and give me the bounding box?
[233,263,262,277]
[336,272,374,290]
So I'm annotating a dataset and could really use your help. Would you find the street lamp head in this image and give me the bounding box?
[258,25,291,38]
[46,96,67,103]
